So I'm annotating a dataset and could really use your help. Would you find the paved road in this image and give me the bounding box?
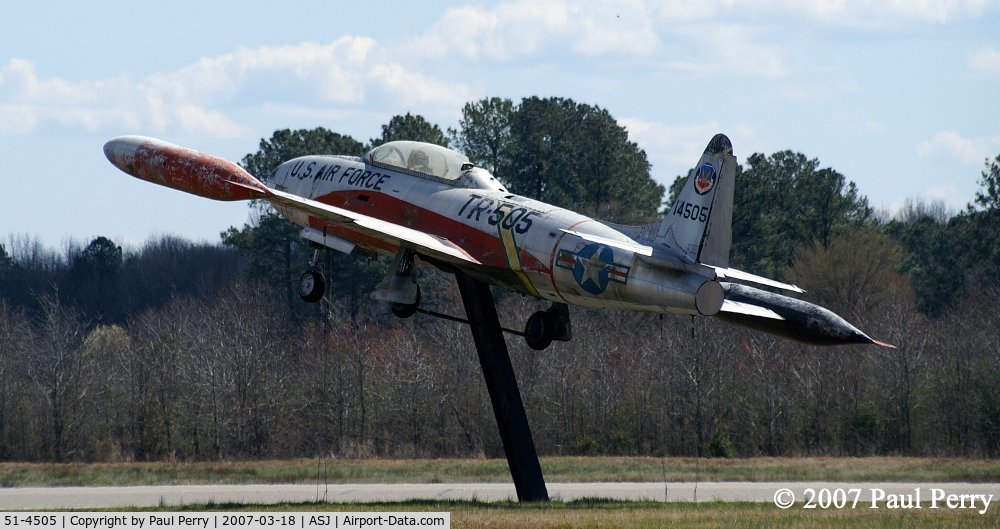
[1,482,997,509]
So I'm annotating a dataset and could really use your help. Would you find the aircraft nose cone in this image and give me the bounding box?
[103,136,150,173]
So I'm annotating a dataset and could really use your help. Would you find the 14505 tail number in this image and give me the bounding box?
[671,200,709,223]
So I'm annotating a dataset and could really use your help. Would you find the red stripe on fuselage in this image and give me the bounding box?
[307,190,551,276]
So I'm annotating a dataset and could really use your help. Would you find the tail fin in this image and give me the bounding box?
[632,133,804,294]
[655,133,735,267]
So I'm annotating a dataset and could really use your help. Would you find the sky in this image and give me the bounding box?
[2,0,998,252]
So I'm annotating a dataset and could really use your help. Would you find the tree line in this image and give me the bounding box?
[1,96,999,461]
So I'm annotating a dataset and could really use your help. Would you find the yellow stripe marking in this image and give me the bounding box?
[499,225,540,297]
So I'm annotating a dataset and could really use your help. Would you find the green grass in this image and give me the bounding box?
[2,456,1000,487]
[131,499,1000,528]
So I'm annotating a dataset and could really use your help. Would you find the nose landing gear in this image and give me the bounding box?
[298,267,326,303]
[298,249,326,303]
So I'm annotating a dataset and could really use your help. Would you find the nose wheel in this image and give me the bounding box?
[298,267,326,303]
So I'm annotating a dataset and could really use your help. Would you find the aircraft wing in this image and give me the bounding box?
[266,188,481,266]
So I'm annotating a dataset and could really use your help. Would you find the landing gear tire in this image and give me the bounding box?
[525,310,554,350]
[298,268,326,303]
[391,285,421,319]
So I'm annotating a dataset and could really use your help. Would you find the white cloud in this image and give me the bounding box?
[968,46,1000,74]
[667,24,788,78]
[0,59,139,134]
[879,0,992,23]
[917,130,1000,164]
[652,0,995,25]
[407,0,572,60]
[621,119,720,166]
[404,0,660,60]
[174,104,249,139]
[254,103,349,123]
[369,63,472,111]
[0,37,472,138]
[619,117,763,181]
[397,0,996,83]
[0,104,38,135]
[571,0,662,56]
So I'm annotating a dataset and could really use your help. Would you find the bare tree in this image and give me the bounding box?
[17,295,91,461]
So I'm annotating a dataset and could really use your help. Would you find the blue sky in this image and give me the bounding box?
[2,0,998,251]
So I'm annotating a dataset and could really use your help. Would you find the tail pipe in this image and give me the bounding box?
[717,282,894,347]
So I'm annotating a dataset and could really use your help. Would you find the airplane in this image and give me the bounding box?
[103,133,894,350]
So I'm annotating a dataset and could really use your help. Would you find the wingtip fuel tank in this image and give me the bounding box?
[104,136,269,202]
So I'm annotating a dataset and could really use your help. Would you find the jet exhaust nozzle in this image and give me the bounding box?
[103,135,268,202]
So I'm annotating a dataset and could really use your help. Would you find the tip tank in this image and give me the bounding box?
[104,135,269,202]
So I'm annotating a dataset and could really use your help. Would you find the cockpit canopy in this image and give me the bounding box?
[368,141,471,181]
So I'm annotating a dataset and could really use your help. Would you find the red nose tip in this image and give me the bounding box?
[104,136,268,202]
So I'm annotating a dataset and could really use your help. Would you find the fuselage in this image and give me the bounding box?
[268,144,715,317]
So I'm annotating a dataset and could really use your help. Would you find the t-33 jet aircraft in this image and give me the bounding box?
[103,133,893,349]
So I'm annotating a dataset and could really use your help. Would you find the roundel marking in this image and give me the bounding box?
[572,243,614,295]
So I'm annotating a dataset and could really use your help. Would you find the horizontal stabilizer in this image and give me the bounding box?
[710,266,805,293]
[720,299,784,320]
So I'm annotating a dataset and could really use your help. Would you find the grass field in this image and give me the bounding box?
[159,500,999,528]
[2,456,999,487]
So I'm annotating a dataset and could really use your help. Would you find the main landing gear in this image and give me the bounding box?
[299,250,326,303]
[298,245,570,351]
[372,249,421,318]
[391,286,421,318]
[297,246,423,318]
[523,303,572,351]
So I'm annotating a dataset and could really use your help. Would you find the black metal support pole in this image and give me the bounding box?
[455,270,549,502]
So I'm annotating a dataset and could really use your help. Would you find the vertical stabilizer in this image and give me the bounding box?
[655,134,735,267]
